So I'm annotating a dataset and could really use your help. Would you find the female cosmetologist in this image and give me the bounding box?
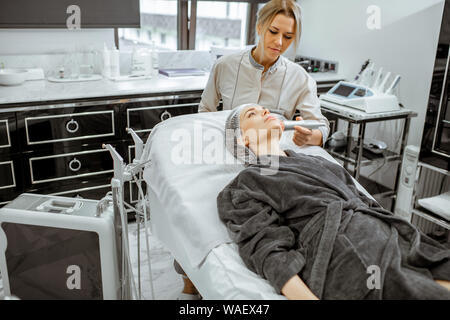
[174,0,331,299]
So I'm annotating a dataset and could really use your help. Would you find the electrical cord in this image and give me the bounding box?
[368,152,387,178]
[116,184,139,300]
[133,172,156,300]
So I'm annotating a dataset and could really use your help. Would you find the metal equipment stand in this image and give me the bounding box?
[320,100,417,210]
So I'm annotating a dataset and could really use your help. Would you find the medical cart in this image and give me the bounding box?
[319,99,417,211]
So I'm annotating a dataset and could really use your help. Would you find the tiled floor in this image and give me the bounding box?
[128,221,184,300]
[0,221,184,300]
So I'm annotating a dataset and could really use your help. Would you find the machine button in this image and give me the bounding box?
[405,166,412,175]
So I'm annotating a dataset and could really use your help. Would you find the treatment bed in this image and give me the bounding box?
[141,110,374,300]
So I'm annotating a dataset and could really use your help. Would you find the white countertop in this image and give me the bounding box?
[0,72,345,106]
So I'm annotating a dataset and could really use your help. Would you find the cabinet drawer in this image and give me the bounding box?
[126,103,198,134]
[0,157,21,206]
[0,113,18,155]
[29,148,113,184]
[25,110,115,145]
[0,160,16,189]
[0,119,11,149]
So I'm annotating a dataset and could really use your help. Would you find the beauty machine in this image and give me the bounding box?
[0,128,154,300]
[320,64,401,113]
[0,194,122,299]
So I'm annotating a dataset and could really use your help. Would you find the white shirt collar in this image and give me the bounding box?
[248,46,282,74]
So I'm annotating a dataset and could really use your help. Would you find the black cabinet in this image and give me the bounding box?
[17,104,121,152]
[0,91,202,206]
[420,0,450,171]
[124,93,200,140]
[0,155,23,206]
[0,114,18,154]
[0,112,21,205]
[14,102,122,202]
[121,93,201,205]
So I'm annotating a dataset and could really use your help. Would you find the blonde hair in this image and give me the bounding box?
[256,0,302,58]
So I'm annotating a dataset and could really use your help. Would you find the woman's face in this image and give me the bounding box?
[239,105,283,147]
[257,13,296,62]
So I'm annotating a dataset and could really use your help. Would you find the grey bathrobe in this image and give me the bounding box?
[217,150,450,299]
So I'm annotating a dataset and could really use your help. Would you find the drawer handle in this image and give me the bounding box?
[68,158,82,172]
[160,110,172,121]
[66,119,79,133]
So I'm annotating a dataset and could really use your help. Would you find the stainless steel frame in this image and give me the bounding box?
[25,110,115,145]
[321,102,417,211]
[29,149,114,184]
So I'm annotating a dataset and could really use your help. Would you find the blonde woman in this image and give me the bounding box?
[199,0,329,147]
[175,0,330,299]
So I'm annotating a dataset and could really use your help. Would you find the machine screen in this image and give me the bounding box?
[333,84,355,97]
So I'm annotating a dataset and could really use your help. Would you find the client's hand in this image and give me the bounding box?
[281,275,319,300]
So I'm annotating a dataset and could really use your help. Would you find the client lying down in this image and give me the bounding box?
[217,104,450,300]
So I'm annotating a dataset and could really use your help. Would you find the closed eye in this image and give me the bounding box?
[269,29,293,40]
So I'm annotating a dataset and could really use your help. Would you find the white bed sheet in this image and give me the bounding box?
[143,110,374,299]
[148,188,285,299]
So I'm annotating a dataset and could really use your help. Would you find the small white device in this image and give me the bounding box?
[283,120,326,130]
[394,145,420,222]
[418,191,450,221]
[363,138,387,154]
[0,193,121,299]
[24,68,45,81]
[320,74,401,113]
[328,131,347,148]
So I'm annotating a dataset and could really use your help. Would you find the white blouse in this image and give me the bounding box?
[198,48,330,143]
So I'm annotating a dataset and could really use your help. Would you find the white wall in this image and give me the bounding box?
[298,0,444,146]
[0,29,115,55]
[297,0,445,188]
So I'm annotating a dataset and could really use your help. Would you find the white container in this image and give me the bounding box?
[131,47,151,77]
[110,47,120,78]
[0,69,27,86]
[151,41,159,77]
[145,52,153,77]
[102,44,111,79]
